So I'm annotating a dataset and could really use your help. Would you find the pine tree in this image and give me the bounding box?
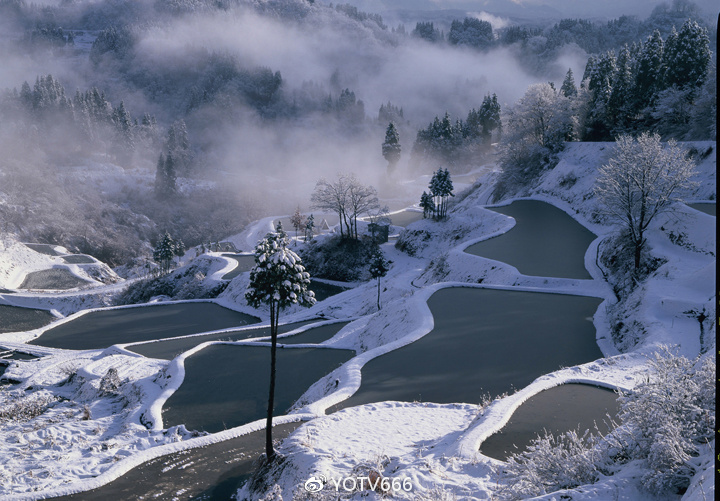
[608,45,635,133]
[382,122,402,174]
[419,191,435,218]
[245,226,315,462]
[662,20,711,93]
[368,247,390,311]
[478,93,502,141]
[304,214,315,241]
[635,30,664,109]
[560,68,577,98]
[154,153,177,200]
[290,206,305,245]
[153,232,176,274]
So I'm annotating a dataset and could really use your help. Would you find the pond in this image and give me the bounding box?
[61,255,96,264]
[480,384,620,461]
[0,304,55,333]
[465,200,596,279]
[23,243,63,256]
[18,269,92,290]
[309,280,350,302]
[221,254,256,280]
[689,203,716,217]
[128,319,340,360]
[162,344,352,433]
[29,303,260,350]
[53,422,302,501]
[388,210,424,228]
[336,287,602,410]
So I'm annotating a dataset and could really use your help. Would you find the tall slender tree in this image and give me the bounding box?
[245,224,315,462]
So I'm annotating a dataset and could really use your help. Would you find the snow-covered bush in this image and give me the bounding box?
[496,429,605,499]
[497,349,715,498]
[298,235,379,281]
[0,389,59,422]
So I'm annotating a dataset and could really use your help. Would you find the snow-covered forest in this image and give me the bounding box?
[0,0,716,499]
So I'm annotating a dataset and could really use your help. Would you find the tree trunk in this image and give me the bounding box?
[377,277,381,310]
[265,301,278,462]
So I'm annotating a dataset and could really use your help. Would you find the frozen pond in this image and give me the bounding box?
[337,287,602,409]
[23,243,63,256]
[18,269,91,290]
[29,303,259,350]
[221,254,255,280]
[689,203,716,216]
[309,280,350,301]
[0,304,55,333]
[465,200,595,279]
[128,320,347,359]
[61,255,95,264]
[163,344,352,433]
[53,421,301,500]
[388,209,424,228]
[480,384,620,460]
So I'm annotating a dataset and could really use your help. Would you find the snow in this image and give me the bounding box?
[0,142,714,499]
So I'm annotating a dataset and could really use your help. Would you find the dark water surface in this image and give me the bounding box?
[689,203,716,217]
[163,344,352,433]
[128,320,347,360]
[465,200,595,279]
[389,210,424,228]
[30,303,260,350]
[0,304,55,333]
[221,254,256,280]
[480,384,620,460]
[18,269,91,290]
[55,422,302,501]
[336,287,602,410]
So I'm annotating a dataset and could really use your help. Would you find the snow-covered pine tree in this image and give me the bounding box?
[635,30,664,109]
[152,232,175,274]
[245,225,315,462]
[304,214,315,241]
[662,20,711,94]
[419,191,435,218]
[560,68,577,98]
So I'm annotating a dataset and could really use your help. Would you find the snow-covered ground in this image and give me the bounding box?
[0,142,714,500]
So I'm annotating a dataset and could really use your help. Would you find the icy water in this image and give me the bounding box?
[54,422,302,501]
[465,200,596,279]
[480,384,620,460]
[61,255,95,264]
[689,203,716,217]
[221,254,256,280]
[128,320,347,359]
[18,269,91,290]
[30,303,259,350]
[336,288,602,409]
[0,304,55,333]
[162,344,352,433]
[309,280,350,301]
[23,243,62,256]
[388,210,424,227]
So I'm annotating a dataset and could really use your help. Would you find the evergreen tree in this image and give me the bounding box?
[429,168,454,219]
[166,119,193,176]
[478,93,502,141]
[154,153,177,200]
[153,232,175,274]
[304,214,315,241]
[635,30,665,109]
[382,122,402,174]
[608,45,635,133]
[662,20,711,93]
[560,68,577,98]
[290,206,305,245]
[368,247,390,311]
[419,191,435,218]
[245,226,315,462]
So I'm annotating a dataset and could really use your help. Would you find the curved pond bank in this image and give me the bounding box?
[54,422,302,501]
[388,210,424,228]
[0,304,55,333]
[129,320,347,360]
[465,200,595,279]
[163,344,352,433]
[18,269,92,290]
[221,254,256,280]
[480,383,620,460]
[336,287,602,410]
[30,303,260,350]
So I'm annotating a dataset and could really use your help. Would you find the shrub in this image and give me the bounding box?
[298,235,379,281]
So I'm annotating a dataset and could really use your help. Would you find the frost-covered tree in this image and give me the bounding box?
[166,119,193,176]
[419,191,435,218]
[368,247,390,311]
[560,68,578,98]
[152,232,175,274]
[347,174,381,239]
[662,20,711,94]
[382,122,402,174]
[594,132,698,269]
[304,214,315,241]
[429,168,454,219]
[311,175,349,238]
[290,206,305,245]
[245,224,315,462]
[154,153,177,200]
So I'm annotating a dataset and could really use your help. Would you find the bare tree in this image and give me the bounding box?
[311,174,380,239]
[347,174,380,239]
[594,132,698,269]
[310,175,350,238]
